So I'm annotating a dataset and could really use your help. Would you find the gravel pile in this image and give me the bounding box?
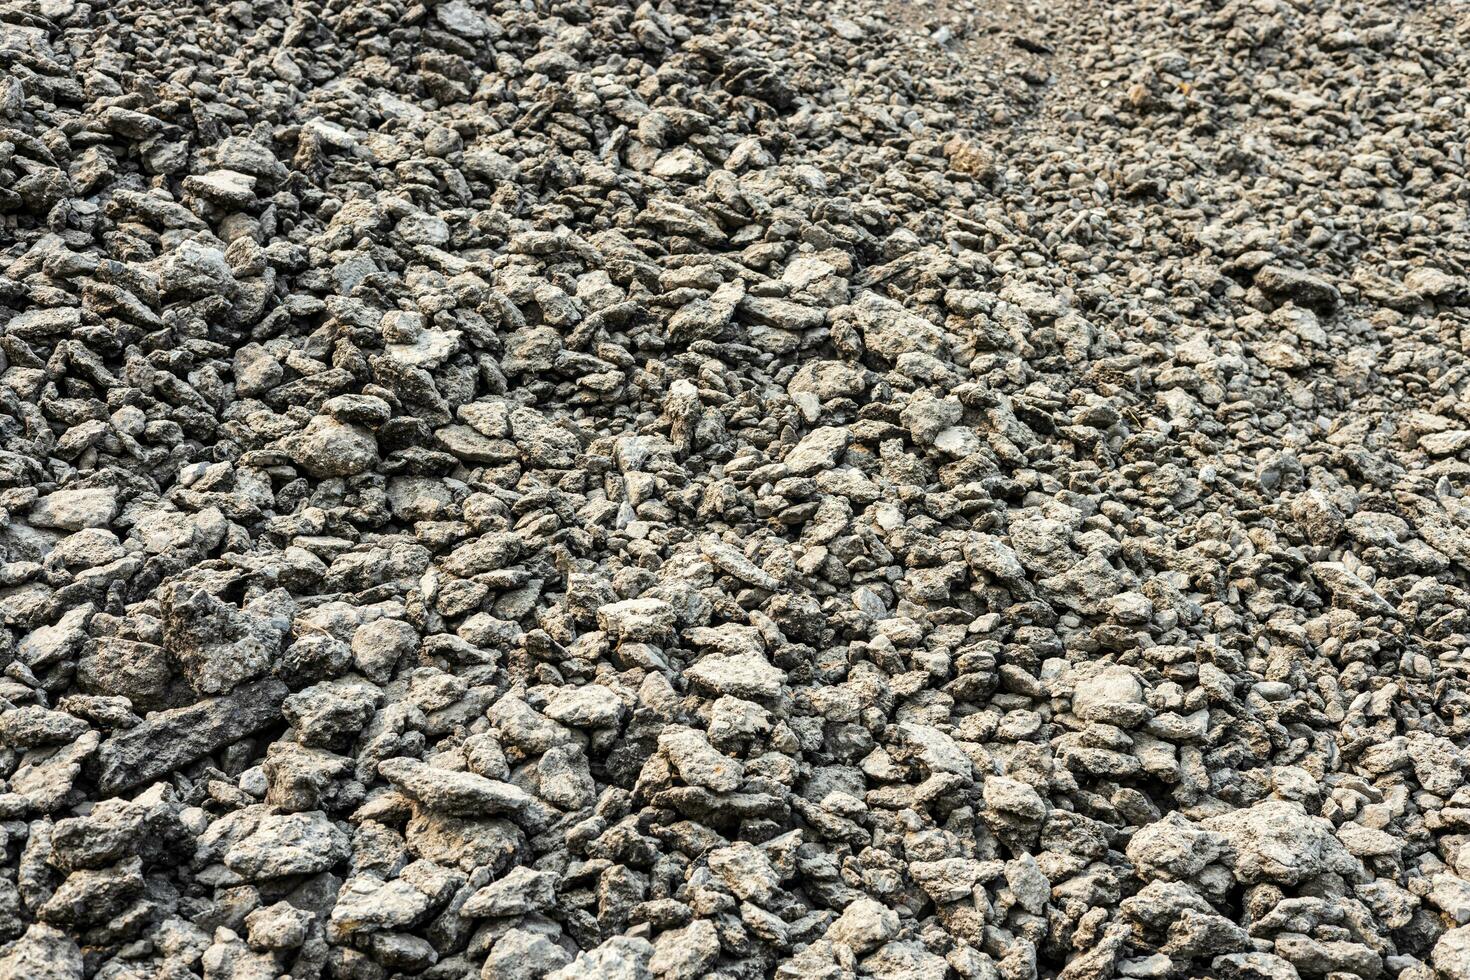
[0,0,1468,977]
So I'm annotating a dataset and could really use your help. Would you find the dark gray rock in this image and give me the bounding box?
[92,679,288,794]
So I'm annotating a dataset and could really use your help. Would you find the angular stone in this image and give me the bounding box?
[92,678,288,794]
[460,866,556,917]
[223,810,349,879]
[826,897,899,954]
[378,757,533,816]
[685,651,787,701]
[29,489,118,531]
[287,416,379,478]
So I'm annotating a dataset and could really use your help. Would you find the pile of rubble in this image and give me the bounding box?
[1,0,1469,977]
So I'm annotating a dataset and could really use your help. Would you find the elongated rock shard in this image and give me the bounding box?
[92,679,289,795]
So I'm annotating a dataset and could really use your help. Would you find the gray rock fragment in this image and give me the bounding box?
[93,679,288,794]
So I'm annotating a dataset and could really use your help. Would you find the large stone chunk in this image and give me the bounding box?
[1127,812,1232,882]
[483,928,573,980]
[0,923,83,979]
[351,618,419,685]
[1202,800,1360,885]
[92,678,288,794]
[701,539,781,590]
[1254,265,1340,310]
[183,168,257,207]
[964,534,1027,582]
[1038,553,1127,616]
[160,582,291,697]
[11,732,99,813]
[597,597,675,642]
[29,489,118,531]
[386,476,459,522]
[1434,926,1470,980]
[4,308,82,340]
[460,866,556,917]
[77,636,175,712]
[547,936,654,980]
[16,604,92,672]
[1407,731,1468,797]
[707,841,780,903]
[892,723,972,777]
[0,706,89,748]
[543,685,625,729]
[788,359,868,402]
[509,406,581,468]
[246,902,313,950]
[1212,951,1303,980]
[49,799,151,871]
[442,532,522,577]
[659,727,743,792]
[287,415,379,478]
[405,811,526,875]
[1310,562,1396,617]
[212,135,288,181]
[37,857,143,927]
[847,292,947,362]
[685,651,787,701]
[909,858,992,904]
[328,875,432,940]
[826,897,899,954]
[784,426,851,476]
[648,918,720,980]
[160,239,234,298]
[378,757,532,815]
[223,810,349,879]
[436,0,493,38]
[1071,665,1150,727]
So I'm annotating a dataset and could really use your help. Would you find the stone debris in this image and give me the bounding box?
[0,0,1466,976]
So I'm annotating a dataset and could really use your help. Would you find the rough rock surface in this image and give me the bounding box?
[0,0,1468,977]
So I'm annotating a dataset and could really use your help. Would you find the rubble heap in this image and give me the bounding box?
[0,0,1469,977]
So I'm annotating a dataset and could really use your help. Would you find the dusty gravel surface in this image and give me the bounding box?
[1,0,1469,977]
